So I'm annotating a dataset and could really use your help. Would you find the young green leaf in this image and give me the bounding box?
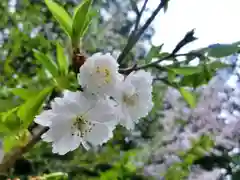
[17,86,54,128]
[56,42,68,75]
[3,130,30,153]
[45,0,72,36]
[208,61,230,70]
[179,73,207,88]
[11,88,41,100]
[178,87,196,108]
[3,134,19,153]
[71,0,93,46]
[207,44,239,58]
[168,66,202,76]
[33,49,59,78]
[145,44,164,63]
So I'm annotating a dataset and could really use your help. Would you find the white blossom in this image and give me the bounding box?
[78,52,120,97]
[35,91,117,155]
[114,70,153,130]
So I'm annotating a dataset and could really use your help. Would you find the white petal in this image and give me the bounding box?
[52,133,81,155]
[120,106,135,130]
[34,110,54,126]
[41,121,71,142]
[35,110,71,127]
[88,99,117,123]
[85,123,113,146]
[78,52,120,96]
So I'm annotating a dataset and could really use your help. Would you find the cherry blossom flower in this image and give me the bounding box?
[114,70,153,130]
[78,52,120,97]
[35,91,117,155]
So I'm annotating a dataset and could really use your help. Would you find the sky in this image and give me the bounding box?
[148,0,240,53]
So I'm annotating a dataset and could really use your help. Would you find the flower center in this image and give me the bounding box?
[96,66,111,84]
[71,115,95,137]
[122,93,138,106]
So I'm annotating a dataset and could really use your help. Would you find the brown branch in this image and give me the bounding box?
[119,29,199,74]
[117,0,167,64]
[0,126,49,173]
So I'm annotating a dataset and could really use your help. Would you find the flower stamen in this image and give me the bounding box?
[72,115,95,137]
[123,93,138,106]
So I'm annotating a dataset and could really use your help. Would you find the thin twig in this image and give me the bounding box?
[134,0,148,31]
[130,0,140,16]
[117,0,166,64]
[119,29,199,74]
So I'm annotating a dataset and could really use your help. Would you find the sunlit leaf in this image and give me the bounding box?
[3,134,19,153]
[56,42,68,75]
[33,49,59,78]
[11,88,40,100]
[45,0,72,36]
[72,0,93,46]
[145,44,163,63]
[208,61,230,70]
[168,66,202,76]
[17,86,54,128]
[178,87,196,108]
[207,43,239,58]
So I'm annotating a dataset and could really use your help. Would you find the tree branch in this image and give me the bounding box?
[134,0,148,31]
[117,0,167,64]
[0,89,60,174]
[119,29,199,74]
[0,126,49,173]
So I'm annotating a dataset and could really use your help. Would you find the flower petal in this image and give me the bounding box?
[52,133,81,155]
[85,123,113,146]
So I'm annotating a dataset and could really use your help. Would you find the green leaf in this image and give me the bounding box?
[179,74,206,88]
[3,134,19,153]
[56,42,68,75]
[178,87,196,108]
[72,0,93,46]
[17,86,54,128]
[208,44,239,58]
[168,66,202,75]
[145,44,163,63]
[158,52,171,59]
[208,61,230,70]
[11,88,41,100]
[1,107,21,132]
[167,71,176,82]
[2,130,30,153]
[45,0,72,36]
[33,49,59,78]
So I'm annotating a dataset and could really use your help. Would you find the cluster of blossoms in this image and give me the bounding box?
[35,53,153,155]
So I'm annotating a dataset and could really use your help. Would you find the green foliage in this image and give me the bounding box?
[17,86,54,128]
[168,66,202,76]
[33,49,59,78]
[178,87,196,108]
[145,44,163,63]
[207,44,239,58]
[45,0,72,36]
[11,88,41,100]
[72,0,93,46]
[56,42,69,76]
[3,130,30,153]
[0,0,237,179]
[165,135,214,180]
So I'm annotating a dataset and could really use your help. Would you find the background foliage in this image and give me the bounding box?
[0,0,240,180]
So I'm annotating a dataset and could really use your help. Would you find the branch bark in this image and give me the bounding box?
[117,0,166,64]
[0,126,48,173]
